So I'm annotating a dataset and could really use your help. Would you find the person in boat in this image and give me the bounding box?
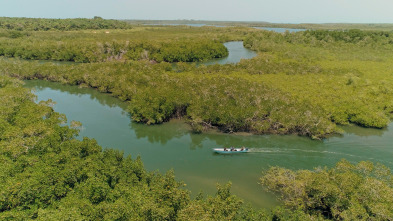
[230,147,234,151]
[224,147,228,151]
[241,147,245,151]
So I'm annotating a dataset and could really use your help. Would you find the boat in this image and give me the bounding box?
[213,147,249,154]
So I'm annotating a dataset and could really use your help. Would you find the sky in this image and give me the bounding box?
[1,0,393,23]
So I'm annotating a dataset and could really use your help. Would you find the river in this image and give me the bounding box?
[199,41,257,65]
[23,42,393,209]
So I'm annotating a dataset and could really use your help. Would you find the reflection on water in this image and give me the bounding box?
[200,41,257,65]
[24,80,393,209]
[27,80,127,109]
[339,123,387,137]
[132,119,189,145]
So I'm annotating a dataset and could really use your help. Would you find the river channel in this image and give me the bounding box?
[200,41,257,65]
[24,42,393,209]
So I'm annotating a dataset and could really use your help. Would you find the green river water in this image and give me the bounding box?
[23,41,393,208]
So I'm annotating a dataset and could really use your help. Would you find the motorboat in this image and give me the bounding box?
[213,147,249,154]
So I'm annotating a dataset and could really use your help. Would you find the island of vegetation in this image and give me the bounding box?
[1,17,393,220]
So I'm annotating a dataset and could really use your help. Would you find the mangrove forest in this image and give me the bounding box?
[1,17,393,220]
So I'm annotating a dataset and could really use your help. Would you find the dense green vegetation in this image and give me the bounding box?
[0,75,255,220]
[0,58,336,139]
[242,29,393,130]
[0,28,228,63]
[1,18,393,140]
[2,27,393,138]
[2,18,393,220]
[0,35,228,63]
[261,160,393,220]
[0,18,233,62]
[2,75,392,220]
[0,17,131,31]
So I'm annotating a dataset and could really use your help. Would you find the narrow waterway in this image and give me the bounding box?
[200,41,257,65]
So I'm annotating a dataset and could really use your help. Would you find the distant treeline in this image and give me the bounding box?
[260,23,393,31]
[244,29,393,52]
[303,29,393,44]
[0,17,131,31]
[128,19,393,31]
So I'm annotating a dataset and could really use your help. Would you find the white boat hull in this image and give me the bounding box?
[213,148,249,154]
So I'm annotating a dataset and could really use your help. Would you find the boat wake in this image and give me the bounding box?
[247,148,282,153]
[247,148,359,156]
[246,148,392,165]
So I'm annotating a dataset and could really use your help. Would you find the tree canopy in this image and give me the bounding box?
[0,17,132,31]
[261,160,393,220]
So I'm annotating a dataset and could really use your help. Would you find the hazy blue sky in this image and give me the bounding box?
[1,0,393,23]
